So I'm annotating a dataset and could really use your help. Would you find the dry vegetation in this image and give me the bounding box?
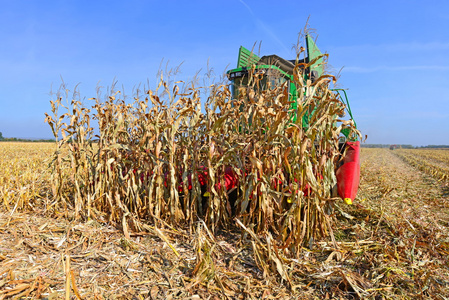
[394,149,449,182]
[1,145,449,299]
[40,43,359,292]
[1,41,448,298]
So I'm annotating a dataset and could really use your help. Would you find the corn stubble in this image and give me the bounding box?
[0,143,54,212]
[45,46,357,280]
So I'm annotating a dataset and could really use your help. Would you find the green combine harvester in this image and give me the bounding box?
[226,35,361,204]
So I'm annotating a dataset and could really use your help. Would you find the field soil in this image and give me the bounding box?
[1,145,448,299]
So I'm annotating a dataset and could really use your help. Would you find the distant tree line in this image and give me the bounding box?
[417,145,449,149]
[0,132,55,143]
[362,144,414,149]
[361,144,390,148]
[362,143,449,149]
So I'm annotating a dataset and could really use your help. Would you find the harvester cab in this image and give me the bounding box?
[227,35,324,129]
[226,35,361,205]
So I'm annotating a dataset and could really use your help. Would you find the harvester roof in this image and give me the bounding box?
[227,35,324,79]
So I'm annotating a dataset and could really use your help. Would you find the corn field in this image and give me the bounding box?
[1,146,449,298]
[394,149,449,182]
[43,44,358,265]
[0,142,54,213]
[2,39,449,298]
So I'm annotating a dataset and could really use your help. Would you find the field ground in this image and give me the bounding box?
[0,143,448,299]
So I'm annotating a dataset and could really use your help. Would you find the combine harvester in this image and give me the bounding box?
[175,35,360,207]
[224,35,361,205]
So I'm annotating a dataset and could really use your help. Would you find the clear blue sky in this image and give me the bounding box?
[0,0,448,145]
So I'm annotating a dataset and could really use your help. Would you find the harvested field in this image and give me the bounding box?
[1,143,448,299]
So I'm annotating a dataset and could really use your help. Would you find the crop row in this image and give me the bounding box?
[394,149,449,182]
[0,142,54,211]
[409,149,449,165]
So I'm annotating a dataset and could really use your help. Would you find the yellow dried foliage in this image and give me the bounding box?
[0,142,55,212]
[394,149,449,182]
[0,145,448,299]
[42,40,361,276]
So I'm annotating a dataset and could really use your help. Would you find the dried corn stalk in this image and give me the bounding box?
[45,36,358,278]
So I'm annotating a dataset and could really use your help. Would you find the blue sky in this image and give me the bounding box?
[0,0,448,145]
